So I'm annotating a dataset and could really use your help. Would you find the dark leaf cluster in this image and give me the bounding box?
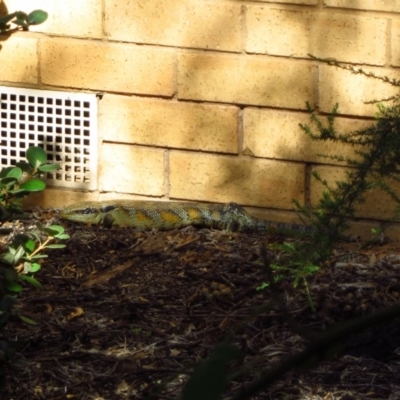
[0,10,47,33]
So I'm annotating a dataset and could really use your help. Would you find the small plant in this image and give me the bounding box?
[256,242,320,310]
[298,56,400,248]
[179,56,400,400]
[0,225,69,297]
[0,146,67,383]
[0,224,69,382]
[0,146,60,219]
[0,10,48,33]
[257,57,400,307]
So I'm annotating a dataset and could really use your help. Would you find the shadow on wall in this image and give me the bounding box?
[8,1,383,210]
[0,1,9,49]
[99,2,320,207]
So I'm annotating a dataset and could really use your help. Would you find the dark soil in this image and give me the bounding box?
[1,208,400,399]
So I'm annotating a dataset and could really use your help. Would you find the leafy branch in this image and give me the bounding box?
[0,10,48,33]
[0,146,60,218]
[0,146,67,380]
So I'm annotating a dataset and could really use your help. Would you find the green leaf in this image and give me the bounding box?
[256,282,269,291]
[0,12,17,25]
[0,23,10,32]
[5,167,22,180]
[0,253,15,266]
[18,315,38,325]
[41,225,64,236]
[38,164,60,172]
[13,234,31,248]
[29,263,41,273]
[56,233,70,240]
[14,19,28,29]
[46,244,66,249]
[15,162,33,174]
[4,281,22,293]
[49,225,65,234]
[20,178,46,192]
[0,176,19,187]
[26,146,47,168]
[27,10,48,26]
[15,11,27,20]
[282,242,296,252]
[3,267,18,282]
[8,188,29,196]
[8,245,26,265]
[0,167,11,178]
[30,254,48,260]
[181,342,240,400]
[15,244,26,259]
[19,275,43,289]
[23,238,36,253]
[29,231,41,243]
[23,261,41,273]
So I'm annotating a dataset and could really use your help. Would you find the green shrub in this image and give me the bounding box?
[0,10,47,33]
[0,146,68,383]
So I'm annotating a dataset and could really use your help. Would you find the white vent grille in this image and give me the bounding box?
[0,87,98,190]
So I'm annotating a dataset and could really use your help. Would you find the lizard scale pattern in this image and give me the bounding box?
[60,200,314,235]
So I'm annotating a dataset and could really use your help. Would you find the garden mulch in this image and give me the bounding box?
[1,208,400,399]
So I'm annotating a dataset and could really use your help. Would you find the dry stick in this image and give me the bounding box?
[231,302,400,400]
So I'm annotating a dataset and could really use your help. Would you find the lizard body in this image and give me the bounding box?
[60,200,315,236]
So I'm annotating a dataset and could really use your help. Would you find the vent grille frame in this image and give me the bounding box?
[0,86,98,190]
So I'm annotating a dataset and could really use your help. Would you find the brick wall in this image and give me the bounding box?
[2,0,400,237]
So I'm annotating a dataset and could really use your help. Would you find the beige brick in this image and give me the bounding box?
[170,152,305,208]
[246,207,312,226]
[178,52,314,107]
[319,65,400,116]
[391,20,400,67]
[5,0,102,38]
[47,0,103,38]
[310,165,400,220]
[105,0,241,52]
[254,0,317,4]
[248,199,400,240]
[246,7,312,57]
[0,35,38,84]
[324,0,400,12]
[99,95,239,153]
[24,190,161,210]
[243,108,371,163]
[40,39,174,96]
[22,188,99,209]
[98,193,162,202]
[100,144,165,196]
[246,8,387,65]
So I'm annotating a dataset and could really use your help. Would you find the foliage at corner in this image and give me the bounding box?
[299,101,400,245]
[290,56,400,264]
[175,304,400,400]
[263,56,400,308]
[0,146,60,218]
[0,146,67,383]
[179,342,240,400]
[0,224,69,298]
[0,10,47,33]
[209,57,400,399]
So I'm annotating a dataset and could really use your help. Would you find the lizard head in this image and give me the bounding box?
[60,201,116,226]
